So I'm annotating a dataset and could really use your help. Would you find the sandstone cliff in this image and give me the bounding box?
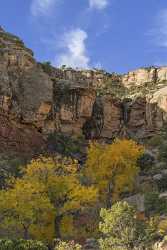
[1,27,167,153]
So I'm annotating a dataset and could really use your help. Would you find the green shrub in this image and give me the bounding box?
[99,201,154,250]
[145,192,167,216]
[156,175,167,192]
[96,79,128,98]
[147,135,163,147]
[158,143,167,161]
[0,239,48,250]
[47,133,85,159]
[54,240,81,250]
[0,153,28,188]
[137,153,155,172]
[41,61,52,74]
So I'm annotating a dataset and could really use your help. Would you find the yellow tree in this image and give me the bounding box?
[84,139,144,207]
[22,156,98,238]
[0,180,55,242]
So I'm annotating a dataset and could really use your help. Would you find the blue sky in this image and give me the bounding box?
[1,0,167,73]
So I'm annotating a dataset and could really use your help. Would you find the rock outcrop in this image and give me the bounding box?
[0,28,50,152]
[122,67,167,88]
[1,27,167,153]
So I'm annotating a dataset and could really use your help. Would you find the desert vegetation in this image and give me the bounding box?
[0,138,166,249]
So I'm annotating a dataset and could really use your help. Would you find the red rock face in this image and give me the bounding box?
[0,113,45,153]
[101,96,122,138]
[0,29,52,153]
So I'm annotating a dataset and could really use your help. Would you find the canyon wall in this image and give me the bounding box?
[1,26,167,152]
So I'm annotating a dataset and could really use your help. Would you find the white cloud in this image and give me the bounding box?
[56,28,90,69]
[89,0,108,10]
[31,0,56,17]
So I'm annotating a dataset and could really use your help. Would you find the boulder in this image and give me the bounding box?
[124,194,145,212]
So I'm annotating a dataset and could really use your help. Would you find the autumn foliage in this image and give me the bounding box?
[0,139,145,245]
[0,156,97,241]
[84,139,144,205]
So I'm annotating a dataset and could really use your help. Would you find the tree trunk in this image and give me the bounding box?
[23,226,29,240]
[106,183,113,208]
[54,215,63,239]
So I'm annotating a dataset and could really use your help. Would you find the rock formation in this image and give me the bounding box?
[1,27,167,153]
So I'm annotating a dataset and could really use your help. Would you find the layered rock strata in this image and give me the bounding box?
[1,27,167,152]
